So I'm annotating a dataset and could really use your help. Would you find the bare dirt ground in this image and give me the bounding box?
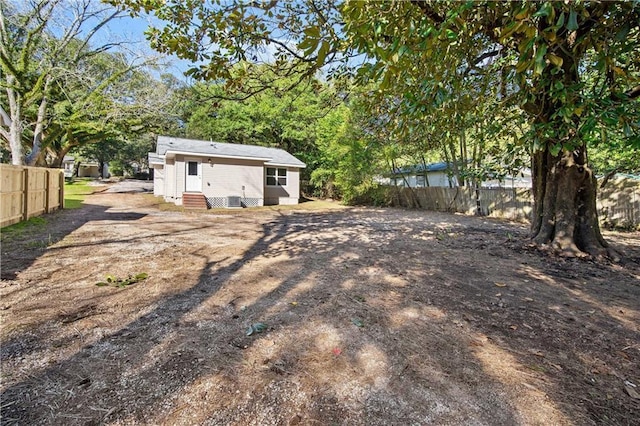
[1,188,639,425]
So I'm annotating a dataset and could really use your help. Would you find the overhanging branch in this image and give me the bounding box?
[410,1,445,24]
[626,84,640,99]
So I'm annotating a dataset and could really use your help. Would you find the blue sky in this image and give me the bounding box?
[94,10,197,82]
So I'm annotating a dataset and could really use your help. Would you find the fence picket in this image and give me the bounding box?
[390,182,639,229]
[1,165,64,227]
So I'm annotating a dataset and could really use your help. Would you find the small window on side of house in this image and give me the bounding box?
[266,167,287,186]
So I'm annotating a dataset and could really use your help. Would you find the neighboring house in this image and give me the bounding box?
[61,156,109,178]
[390,162,459,188]
[149,136,306,208]
[390,162,531,189]
[78,162,102,178]
[62,155,75,178]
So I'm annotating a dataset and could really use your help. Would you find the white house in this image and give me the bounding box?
[390,162,459,188]
[390,162,531,189]
[149,136,306,208]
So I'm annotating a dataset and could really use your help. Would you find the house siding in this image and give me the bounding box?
[175,156,186,204]
[264,167,300,205]
[395,172,456,188]
[201,157,264,206]
[153,165,164,196]
[165,158,176,201]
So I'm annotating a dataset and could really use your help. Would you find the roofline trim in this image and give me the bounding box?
[164,149,271,162]
[265,162,306,169]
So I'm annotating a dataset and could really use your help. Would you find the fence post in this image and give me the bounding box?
[59,170,65,209]
[22,167,29,221]
[45,169,51,213]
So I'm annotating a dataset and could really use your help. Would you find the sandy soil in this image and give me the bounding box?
[1,188,639,425]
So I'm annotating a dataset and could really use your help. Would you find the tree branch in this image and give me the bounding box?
[625,84,640,99]
[410,1,445,24]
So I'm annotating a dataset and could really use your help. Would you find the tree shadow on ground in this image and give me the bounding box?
[1,206,639,425]
[0,203,146,280]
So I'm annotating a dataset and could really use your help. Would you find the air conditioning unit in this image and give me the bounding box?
[226,196,242,208]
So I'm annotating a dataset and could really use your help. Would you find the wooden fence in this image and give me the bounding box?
[388,178,640,229]
[0,164,65,228]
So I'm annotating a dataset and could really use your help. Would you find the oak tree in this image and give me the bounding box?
[114,0,639,257]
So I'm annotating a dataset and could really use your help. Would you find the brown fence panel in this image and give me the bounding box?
[387,181,638,229]
[1,165,25,227]
[0,164,64,227]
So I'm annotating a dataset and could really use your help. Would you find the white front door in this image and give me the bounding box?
[185,159,202,192]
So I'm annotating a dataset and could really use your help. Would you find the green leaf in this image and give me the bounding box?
[351,318,364,327]
[550,143,562,156]
[316,41,330,68]
[567,9,578,31]
[303,26,320,39]
[555,12,565,29]
[615,23,631,41]
[534,44,548,75]
[547,53,563,68]
[96,282,109,287]
[533,2,552,18]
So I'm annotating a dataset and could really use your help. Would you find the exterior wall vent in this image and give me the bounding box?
[226,196,242,208]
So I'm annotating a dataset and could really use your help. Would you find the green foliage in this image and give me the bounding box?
[312,102,384,203]
[1,1,183,167]
[96,272,149,288]
[182,68,336,181]
[1,216,46,234]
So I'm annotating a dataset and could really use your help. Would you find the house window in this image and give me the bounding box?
[416,175,426,187]
[187,161,198,176]
[266,167,287,186]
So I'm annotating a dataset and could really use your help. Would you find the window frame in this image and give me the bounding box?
[266,167,287,186]
[187,161,198,176]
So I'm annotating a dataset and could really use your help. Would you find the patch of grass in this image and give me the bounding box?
[64,179,100,209]
[1,216,47,237]
[1,217,55,248]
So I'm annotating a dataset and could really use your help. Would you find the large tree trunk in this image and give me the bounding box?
[5,79,25,165]
[25,78,51,166]
[530,144,613,257]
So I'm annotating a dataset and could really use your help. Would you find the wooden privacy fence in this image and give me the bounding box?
[0,164,64,228]
[389,179,640,229]
[391,186,533,221]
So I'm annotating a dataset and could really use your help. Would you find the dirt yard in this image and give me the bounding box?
[1,187,639,425]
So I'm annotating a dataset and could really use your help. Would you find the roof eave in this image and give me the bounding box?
[266,162,306,168]
[164,149,271,162]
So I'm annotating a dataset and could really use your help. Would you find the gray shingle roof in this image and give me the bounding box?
[155,136,306,168]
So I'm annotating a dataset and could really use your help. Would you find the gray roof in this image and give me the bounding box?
[154,136,306,168]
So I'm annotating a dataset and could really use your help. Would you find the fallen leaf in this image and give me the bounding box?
[625,384,640,399]
[510,325,518,330]
[351,318,364,327]
[524,297,534,302]
[495,282,507,287]
[617,351,630,360]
